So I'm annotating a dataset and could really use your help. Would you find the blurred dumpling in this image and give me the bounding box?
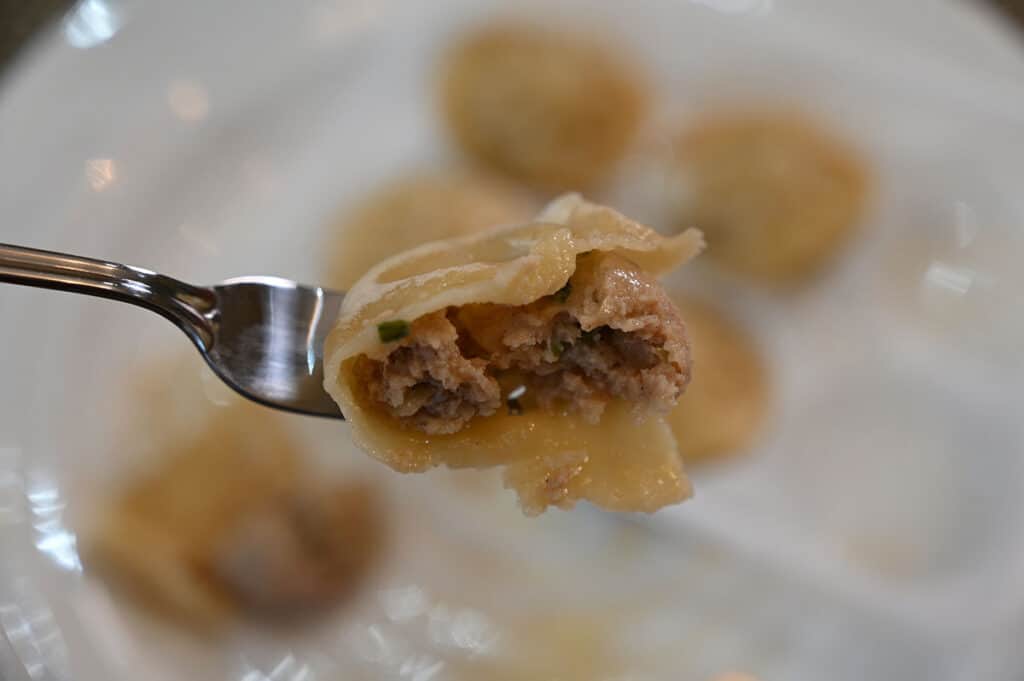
[328,172,535,289]
[85,400,384,627]
[667,295,769,466]
[440,23,648,193]
[323,194,704,515]
[673,112,869,283]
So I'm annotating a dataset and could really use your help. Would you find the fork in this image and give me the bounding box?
[0,243,345,418]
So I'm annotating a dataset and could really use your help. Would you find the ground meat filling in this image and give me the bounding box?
[353,313,502,435]
[356,252,691,434]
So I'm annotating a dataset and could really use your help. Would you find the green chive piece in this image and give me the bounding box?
[377,319,410,343]
[553,282,572,303]
[550,339,564,357]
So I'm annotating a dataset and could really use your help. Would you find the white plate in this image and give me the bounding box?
[3,1,1024,679]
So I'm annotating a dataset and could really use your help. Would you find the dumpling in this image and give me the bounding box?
[440,23,648,193]
[323,194,703,515]
[327,171,535,289]
[85,372,385,628]
[667,295,769,466]
[673,111,869,284]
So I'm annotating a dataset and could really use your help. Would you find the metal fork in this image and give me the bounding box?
[0,243,345,418]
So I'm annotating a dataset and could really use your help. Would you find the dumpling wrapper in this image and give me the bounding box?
[323,194,703,514]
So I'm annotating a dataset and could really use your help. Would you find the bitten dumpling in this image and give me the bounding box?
[323,195,703,515]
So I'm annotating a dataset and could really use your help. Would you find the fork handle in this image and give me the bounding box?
[0,243,217,349]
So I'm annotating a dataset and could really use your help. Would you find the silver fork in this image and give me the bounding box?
[0,243,345,418]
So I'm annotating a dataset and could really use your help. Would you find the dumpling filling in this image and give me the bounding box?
[353,251,690,435]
